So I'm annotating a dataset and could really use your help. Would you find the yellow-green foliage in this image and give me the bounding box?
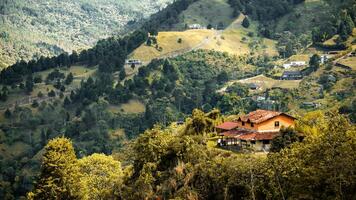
[28,137,79,200]
[269,110,356,199]
[77,154,123,200]
[30,111,356,199]
[130,29,215,62]
[184,109,222,135]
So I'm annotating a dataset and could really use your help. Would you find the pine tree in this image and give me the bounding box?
[310,54,321,71]
[242,17,250,28]
[48,90,56,97]
[4,108,11,119]
[63,96,71,107]
[119,69,126,81]
[25,75,34,94]
[65,73,74,85]
[40,129,47,147]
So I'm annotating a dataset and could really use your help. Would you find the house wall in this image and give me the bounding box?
[256,115,295,132]
[235,121,257,131]
[245,141,271,151]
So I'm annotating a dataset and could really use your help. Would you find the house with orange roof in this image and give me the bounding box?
[216,110,296,151]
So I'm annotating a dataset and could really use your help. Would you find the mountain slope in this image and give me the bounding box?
[0,0,172,68]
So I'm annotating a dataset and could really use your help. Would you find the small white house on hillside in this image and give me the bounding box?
[283,61,306,69]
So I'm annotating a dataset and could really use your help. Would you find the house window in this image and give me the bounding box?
[275,121,280,127]
[242,122,245,126]
[251,141,256,144]
[263,140,270,145]
[251,123,254,127]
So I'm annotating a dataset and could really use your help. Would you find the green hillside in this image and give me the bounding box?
[173,0,235,30]
[0,0,172,68]
[0,0,355,199]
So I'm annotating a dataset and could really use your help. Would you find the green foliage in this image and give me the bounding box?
[64,73,74,85]
[242,17,250,28]
[226,82,249,97]
[25,75,34,94]
[270,127,301,152]
[119,69,126,81]
[48,90,56,97]
[4,108,11,119]
[309,54,321,71]
[276,31,307,58]
[0,0,172,67]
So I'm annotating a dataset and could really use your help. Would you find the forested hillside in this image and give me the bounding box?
[0,0,355,199]
[27,110,356,200]
[0,0,172,68]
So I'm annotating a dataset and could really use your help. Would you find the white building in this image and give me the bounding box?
[283,61,306,69]
[188,24,203,29]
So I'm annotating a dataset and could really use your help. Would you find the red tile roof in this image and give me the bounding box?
[215,122,239,130]
[238,132,280,141]
[219,129,251,137]
[219,129,280,141]
[235,109,295,124]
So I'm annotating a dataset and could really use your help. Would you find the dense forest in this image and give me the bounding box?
[0,0,355,199]
[0,0,172,68]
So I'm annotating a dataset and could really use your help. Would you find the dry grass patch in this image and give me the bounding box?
[109,99,146,114]
[338,57,356,70]
[130,29,215,62]
[221,75,301,92]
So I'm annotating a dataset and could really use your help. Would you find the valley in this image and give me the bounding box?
[0,0,355,199]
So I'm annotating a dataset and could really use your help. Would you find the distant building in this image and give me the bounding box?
[252,96,276,110]
[188,24,203,29]
[283,61,306,69]
[216,110,297,151]
[321,55,331,64]
[301,102,321,109]
[281,71,303,80]
[125,59,142,65]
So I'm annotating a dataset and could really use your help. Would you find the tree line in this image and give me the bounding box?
[0,30,147,85]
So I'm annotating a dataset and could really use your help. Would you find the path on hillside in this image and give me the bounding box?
[217,74,265,93]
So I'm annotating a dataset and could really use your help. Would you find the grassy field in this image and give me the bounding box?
[108,99,146,114]
[338,57,356,70]
[220,75,301,93]
[173,0,234,30]
[130,29,215,62]
[287,54,310,62]
[202,15,278,57]
[131,14,278,63]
